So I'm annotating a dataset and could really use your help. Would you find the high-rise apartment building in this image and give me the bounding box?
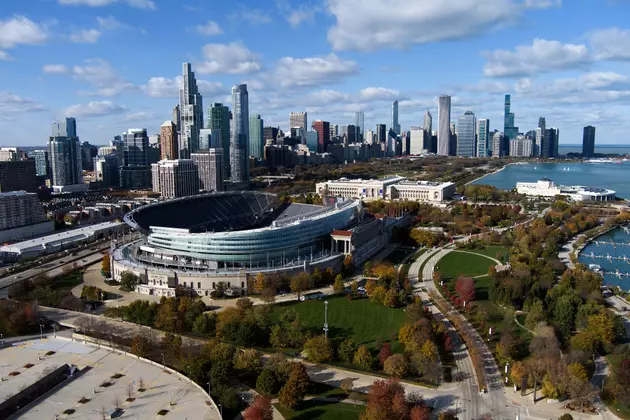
[199,129,221,150]
[312,120,330,153]
[391,101,400,135]
[208,103,231,178]
[179,63,203,159]
[376,124,387,144]
[355,111,364,140]
[120,128,151,188]
[542,128,559,158]
[230,84,249,184]
[583,126,596,157]
[48,119,82,187]
[456,111,477,157]
[152,159,199,199]
[365,129,374,145]
[249,114,264,160]
[492,132,506,158]
[94,154,119,188]
[31,150,50,178]
[160,121,178,160]
[504,94,519,140]
[0,160,39,193]
[289,112,307,132]
[81,142,98,171]
[192,150,224,192]
[510,135,533,157]
[409,126,424,155]
[477,118,490,158]
[0,191,51,240]
[438,95,451,156]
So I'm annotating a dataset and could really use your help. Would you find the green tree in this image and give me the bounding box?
[256,368,280,397]
[333,274,345,294]
[353,345,373,370]
[303,335,333,363]
[290,273,310,300]
[119,271,138,292]
[525,299,546,330]
[351,280,359,295]
[192,313,216,335]
[337,338,356,362]
[233,349,262,376]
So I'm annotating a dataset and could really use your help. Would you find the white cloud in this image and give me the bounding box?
[269,54,359,88]
[0,91,46,113]
[196,20,223,36]
[326,0,525,51]
[43,64,69,74]
[97,16,124,30]
[58,0,156,10]
[0,16,48,49]
[276,0,321,27]
[358,87,399,101]
[124,111,156,121]
[197,42,262,75]
[0,51,13,61]
[64,100,126,117]
[589,27,630,61]
[483,38,590,77]
[229,7,272,25]
[141,76,226,98]
[523,0,561,8]
[70,29,102,43]
[72,59,134,96]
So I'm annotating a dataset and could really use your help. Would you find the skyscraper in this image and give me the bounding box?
[456,111,476,157]
[535,117,546,157]
[290,112,307,131]
[120,128,151,188]
[192,150,224,192]
[391,101,400,135]
[312,120,330,153]
[160,121,178,160]
[48,118,82,187]
[504,94,519,140]
[492,132,506,158]
[409,126,424,155]
[355,111,364,140]
[208,103,231,178]
[249,114,264,160]
[199,128,221,150]
[438,95,451,156]
[31,149,50,178]
[231,84,249,184]
[94,154,119,188]
[423,110,432,132]
[583,125,596,157]
[450,123,457,157]
[542,128,559,158]
[179,63,203,159]
[477,119,490,158]
[346,124,357,144]
[151,159,199,198]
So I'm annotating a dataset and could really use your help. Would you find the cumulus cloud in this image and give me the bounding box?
[197,42,262,75]
[64,100,126,117]
[58,0,156,10]
[43,64,69,74]
[0,16,48,49]
[0,91,47,113]
[196,20,223,36]
[70,28,102,43]
[589,27,630,61]
[483,38,590,77]
[97,16,125,30]
[228,7,271,25]
[276,0,321,27]
[269,54,359,88]
[72,59,134,96]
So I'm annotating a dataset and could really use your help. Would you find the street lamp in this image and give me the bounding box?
[323,301,329,338]
[39,321,44,340]
[218,403,223,419]
[161,352,165,369]
[207,381,211,396]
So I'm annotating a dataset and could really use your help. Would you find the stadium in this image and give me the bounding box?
[112,191,364,297]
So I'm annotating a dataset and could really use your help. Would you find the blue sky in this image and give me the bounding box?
[2,0,630,146]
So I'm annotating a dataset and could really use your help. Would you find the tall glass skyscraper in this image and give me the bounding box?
[52,117,77,138]
[48,118,81,187]
[231,84,249,183]
[456,111,477,157]
[583,126,596,157]
[249,114,264,160]
[438,95,451,156]
[179,63,203,159]
[391,101,400,135]
[477,118,490,157]
[355,111,364,140]
[208,103,231,178]
[504,94,519,140]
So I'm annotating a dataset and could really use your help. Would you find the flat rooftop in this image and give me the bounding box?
[1,337,218,420]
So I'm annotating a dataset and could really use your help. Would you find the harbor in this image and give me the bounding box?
[579,226,630,290]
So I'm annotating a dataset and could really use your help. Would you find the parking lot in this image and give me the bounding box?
[1,337,219,420]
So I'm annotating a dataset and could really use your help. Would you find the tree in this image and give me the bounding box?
[256,368,280,397]
[383,289,399,308]
[233,349,262,376]
[455,276,475,303]
[525,299,546,330]
[278,363,309,409]
[410,406,431,420]
[130,334,150,357]
[567,363,588,382]
[192,313,216,335]
[243,395,273,420]
[337,338,356,362]
[236,297,254,311]
[559,415,573,420]
[254,272,266,294]
[362,379,410,420]
[160,333,182,361]
[119,271,138,292]
[353,345,373,370]
[290,273,309,299]
[398,323,416,347]
[510,361,526,388]
[333,275,345,294]
[384,354,408,378]
[378,343,393,366]
[101,254,111,277]
[261,288,276,304]
[303,335,333,363]
[351,280,359,295]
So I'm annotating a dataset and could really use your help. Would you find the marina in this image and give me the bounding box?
[579,227,630,290]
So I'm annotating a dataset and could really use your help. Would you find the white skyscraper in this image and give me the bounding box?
[391,101,400,135]
[179,63,203,159]
[409,126,425,155]
[423,110,432,132]
[289,112,307,131]
[231,84,249,184]
[438,95,451,156]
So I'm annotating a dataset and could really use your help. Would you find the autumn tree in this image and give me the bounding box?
[290,273,310,299]
[362,379,411,420]
[337,338,356,362]
[353,346,373,370]
[254,272,266,294]
[233,349,262,377]
[333,274,345,294]
[101,254,111,277]
[378,343,393,366]
[455,276,475,303]
[130,334,150,357]
[243,395,273,420]
[278,363,309,408]
[260,287,276,304]
[303,335,333,363]
[384,354,408,378]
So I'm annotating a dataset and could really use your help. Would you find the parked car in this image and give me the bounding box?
[300,291,325,301]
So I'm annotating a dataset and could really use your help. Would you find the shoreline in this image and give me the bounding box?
[465,162,513,186]
[577,224,629,290]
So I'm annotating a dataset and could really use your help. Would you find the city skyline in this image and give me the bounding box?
[1,1,630,146]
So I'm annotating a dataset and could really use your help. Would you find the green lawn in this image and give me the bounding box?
[383,247,416,265]
[271,295,407,352]
[460,245,509,263]
[436,251,496,280]
[275,400,365,420]
[53,271,83,289]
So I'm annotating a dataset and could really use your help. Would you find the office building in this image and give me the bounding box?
[192,150,224,192]
[376,124,387,144]
[365,129,374,145]
[347,124,357,144]
[199,128,221,150]
[0,160,39,193]
[94,154,120,188]
[305,131,318,152]
[542,128,559,158]
[249,114,264,160]
[152,159,199,199]
[120,128,151,188]
[179,63,203,158]
[0,149,17,161]
[230,84,250,184]
[355,111,364,140]
[535,117,546,157]
[31,150,50,178]
[172,105,180,131]
[504,94,519,140]
[160,121,179,160]
[289,112,307,132]
[438,95,451,156]
[0,191,53,243]
[48,119,82,187]
[409,126,425,155]
[423,109,432,132]
[208,103,231,178]
[263,126,278,142]
[391,101,400,135]
[583,126,596,158]
[492,132,506,158]
[449,123,457,157]
[81,142,98,171]
[477,118,490,158]
[456,111,476,157]
[509,135,533,157]
[312,120,330,153]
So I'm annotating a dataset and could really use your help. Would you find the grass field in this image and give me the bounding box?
[275,400,364,420]
[458,245,509,263]
[436,251,495,280]
[53,271,83,289]
[271,295,407,352]
[383,247,416,265]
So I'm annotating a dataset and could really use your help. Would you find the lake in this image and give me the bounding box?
[559,144,630,155]
[473,162,630,199]
[579,227,630,290]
